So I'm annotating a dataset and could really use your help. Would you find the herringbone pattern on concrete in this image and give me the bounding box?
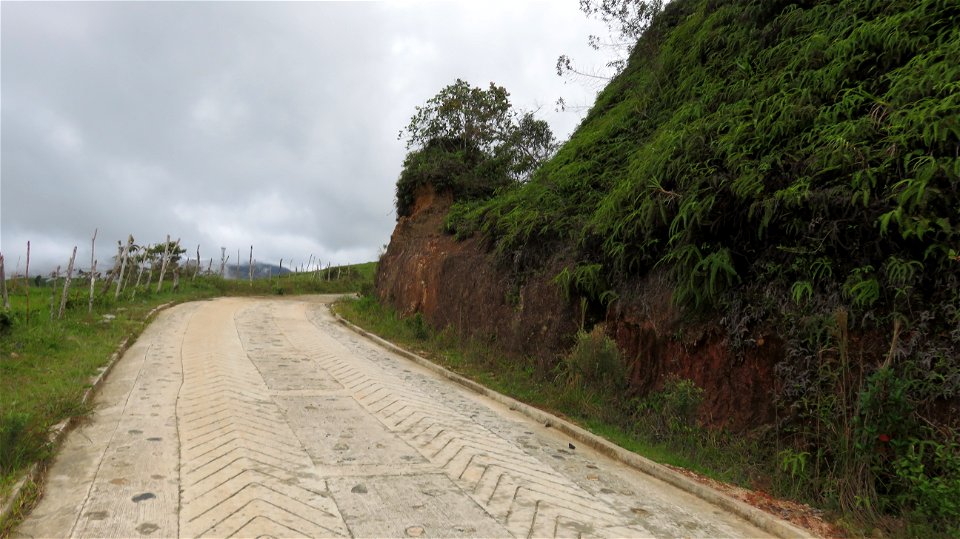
[177,300,350,538]
[271,301,652,538]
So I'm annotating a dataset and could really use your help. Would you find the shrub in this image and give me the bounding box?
[892,438,960,533]
[635,377,704,441]
[560,325,626,392]
[408,312,429,341]
[357,281,375,299]
[395,138,509,218]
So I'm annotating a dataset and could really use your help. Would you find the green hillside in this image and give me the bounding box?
[442,0,959,533]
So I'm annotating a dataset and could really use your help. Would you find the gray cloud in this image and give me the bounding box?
[2,1,611,274]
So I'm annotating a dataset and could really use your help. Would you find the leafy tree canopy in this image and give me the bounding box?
[146,241,186,265]
[395,79,556,218]
[401,80,513,154]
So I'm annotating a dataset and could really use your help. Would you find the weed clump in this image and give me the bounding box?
[0,411,46,478]
[408,313,430,341]
[634,377,704,442]
[0,311,12,334]
[560,325,626,392]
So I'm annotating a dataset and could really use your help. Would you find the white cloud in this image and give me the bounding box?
[189,95,249,137]
[49,121,83,154]
[390,35,438,60]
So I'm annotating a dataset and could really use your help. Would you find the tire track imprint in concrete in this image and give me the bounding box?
[177,298,349,538]
[18,303,199,539]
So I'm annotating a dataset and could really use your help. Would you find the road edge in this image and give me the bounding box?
[0,301,176,531]
[332,308,816,539]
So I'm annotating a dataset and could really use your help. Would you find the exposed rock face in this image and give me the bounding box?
[374,185,457,319]
[605,280,779,430]
[375,185,579,364]
[375,185,779,430]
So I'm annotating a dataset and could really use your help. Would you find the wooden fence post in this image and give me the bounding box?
[88,230,96,312]
[133,248,147,292]
[145,246,155,291]
[156,237,179,293]
[49,266,60,320]
[172,239,181,288]
[89,259,98,312]
[0,253,9,310]
[148,257,156,289]
[194,245,200,281]
[249,246,253,285]
[98,241,123,296]
[119,238,137,296]
[131,261,142,300]
[58,246,78,319]
[157,235,171,293]
[115,235,133,299]
[25,242,32,322]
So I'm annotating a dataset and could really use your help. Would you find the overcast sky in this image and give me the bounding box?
[1,1,614,275]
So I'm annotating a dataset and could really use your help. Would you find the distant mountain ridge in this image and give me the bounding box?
[179,260,293,279]
[226,262,292,279]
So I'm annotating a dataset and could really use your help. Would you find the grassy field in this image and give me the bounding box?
[0,262,375,515]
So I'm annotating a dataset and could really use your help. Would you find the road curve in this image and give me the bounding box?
[16,296,770,538]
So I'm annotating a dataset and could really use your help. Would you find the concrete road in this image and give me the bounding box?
[16,296,770,538]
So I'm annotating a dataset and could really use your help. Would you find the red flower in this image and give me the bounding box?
[878,434,891,443]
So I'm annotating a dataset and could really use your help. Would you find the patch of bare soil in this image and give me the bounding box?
[664,464,845,538]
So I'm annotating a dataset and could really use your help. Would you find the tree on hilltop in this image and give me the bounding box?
[395,79,557,217]
[401,80,513,154]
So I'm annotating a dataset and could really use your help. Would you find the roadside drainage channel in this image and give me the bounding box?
[0,302,176,528]
[332,309,815,539]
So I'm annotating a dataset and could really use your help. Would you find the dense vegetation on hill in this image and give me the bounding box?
[427,0,959,532]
